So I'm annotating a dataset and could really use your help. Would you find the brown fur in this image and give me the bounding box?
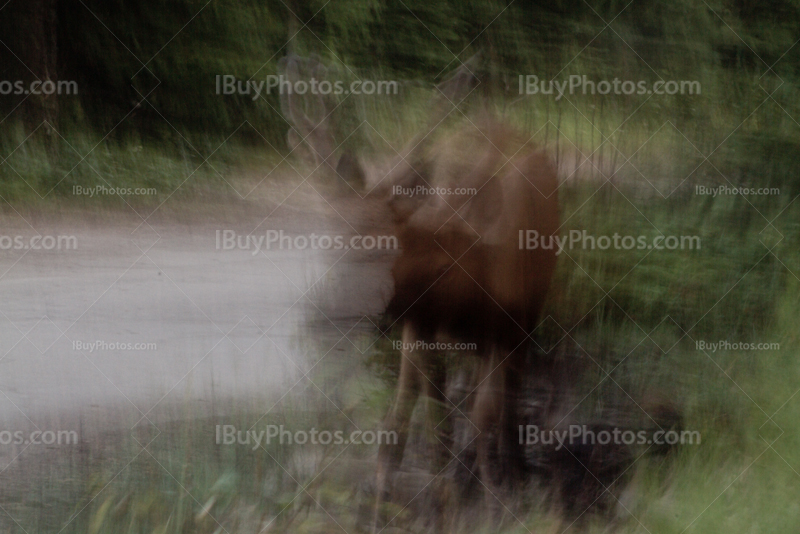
[374,118,560,530]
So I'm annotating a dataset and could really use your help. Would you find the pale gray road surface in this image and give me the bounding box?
[0,194,395,444]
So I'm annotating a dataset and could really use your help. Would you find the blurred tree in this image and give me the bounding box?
[0,0,796,186]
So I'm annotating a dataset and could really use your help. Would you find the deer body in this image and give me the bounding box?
[375,121,560,529]
[278,55,560,529]
[387,128,559,345]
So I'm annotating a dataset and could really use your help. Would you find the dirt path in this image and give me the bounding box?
[0,184,396,439]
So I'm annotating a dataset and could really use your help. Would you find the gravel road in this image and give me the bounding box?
[0,189,396,440]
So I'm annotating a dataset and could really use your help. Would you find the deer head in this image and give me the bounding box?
[278,54,367,190]
[278,53,485,197]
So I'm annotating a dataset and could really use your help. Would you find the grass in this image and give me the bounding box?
[534,185,800,533]
[0,126,292,210]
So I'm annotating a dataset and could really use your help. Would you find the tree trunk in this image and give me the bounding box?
[18,0,60,153]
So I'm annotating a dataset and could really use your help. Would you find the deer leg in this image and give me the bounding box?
[472,347,528,524]
[422,354,452,472]
[422,353,454,531]
[499,348,526,485]
[373,322,422,532]
[474,353,506,500]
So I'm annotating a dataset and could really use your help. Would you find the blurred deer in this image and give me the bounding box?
[278,54,365,189]
[279,54,560,530]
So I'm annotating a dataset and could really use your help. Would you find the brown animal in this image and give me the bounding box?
[279,55,560,530]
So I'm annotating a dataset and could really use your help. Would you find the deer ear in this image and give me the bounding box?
[435,52,481,104]
[334,150,366,192]
[278,54,335,170]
